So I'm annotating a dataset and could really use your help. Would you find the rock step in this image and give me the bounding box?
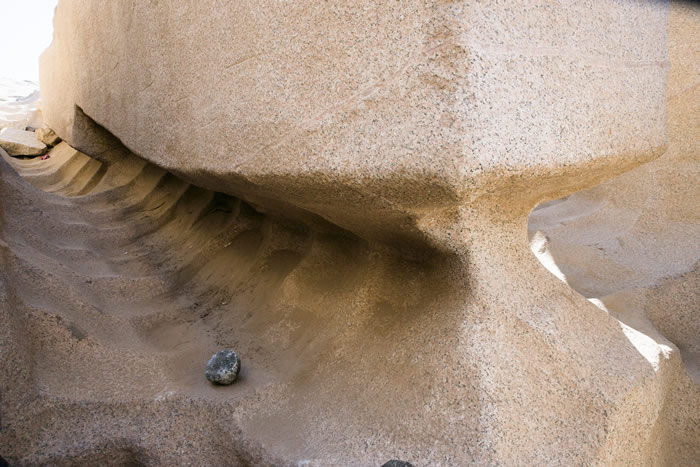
[0,127,46,156]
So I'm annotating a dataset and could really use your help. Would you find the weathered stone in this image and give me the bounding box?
[529,4,700,464]
[381,461,414,467]
[205,350,240,385]
[0,0,687,466]
[39,1,667,246]
[0,127,46,156]
[34,0,671,463]
[36,126,61,146]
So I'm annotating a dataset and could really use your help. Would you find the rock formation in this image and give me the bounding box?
[36,126,61,147]
[0,128,47,156]
[529,2,700,464]
[0,0,695,465]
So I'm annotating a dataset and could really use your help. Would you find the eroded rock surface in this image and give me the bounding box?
[39,0,667,246]
[529,2,700,464]
[0,127,46,156]
[36,126,61,146]
[0,0,692,466]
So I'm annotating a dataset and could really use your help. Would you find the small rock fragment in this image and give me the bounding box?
[381,461,414,467]
[36,126,61,146]
[0,127,47,156]
[205,349,241,385]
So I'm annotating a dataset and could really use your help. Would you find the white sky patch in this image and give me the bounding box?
[0,0,59,82]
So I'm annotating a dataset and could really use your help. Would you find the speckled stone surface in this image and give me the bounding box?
[39,0,668,245]
[0,0,685,466]
[205,350,241,385]
[529,3,700,464]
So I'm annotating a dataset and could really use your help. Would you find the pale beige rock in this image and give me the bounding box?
[40,0,667,243]
[0,0,685,466]
[36,126,61,146]
[0,127,46,156]
[529,2,700,464]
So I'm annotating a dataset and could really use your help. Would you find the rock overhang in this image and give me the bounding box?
[39,0,669,242]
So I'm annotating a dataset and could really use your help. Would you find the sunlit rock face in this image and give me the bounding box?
[0,0,682,465]
[529,2,700,464]
[39,0,668,246]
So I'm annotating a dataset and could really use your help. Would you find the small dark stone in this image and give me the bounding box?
[381,461,414,467]
[205,349,241,385]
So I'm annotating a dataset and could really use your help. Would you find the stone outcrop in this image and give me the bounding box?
[39,0,667,245]
[0,127,47,156]
[0,0,694,465]
[36,126,61,146]
[529,3,700,463]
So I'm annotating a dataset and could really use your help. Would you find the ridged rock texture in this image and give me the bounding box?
[0,0,695,465]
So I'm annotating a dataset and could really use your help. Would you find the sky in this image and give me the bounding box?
[0,0,59,82]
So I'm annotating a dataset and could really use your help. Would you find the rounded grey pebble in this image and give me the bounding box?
[205,349,241,385]
[381,461,414,467]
